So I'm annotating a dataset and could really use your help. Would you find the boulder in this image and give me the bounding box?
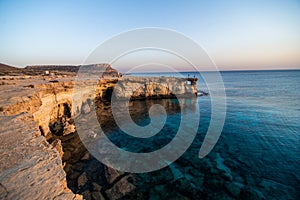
[106,175,136,200]
[104,166,124,184]
[77,172,88,189]
[91,191,105,200]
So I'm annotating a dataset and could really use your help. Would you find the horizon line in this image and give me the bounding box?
[124,68,300,74]
[1,62,299,73]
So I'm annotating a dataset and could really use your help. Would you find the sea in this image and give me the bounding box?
[103,70,299,199]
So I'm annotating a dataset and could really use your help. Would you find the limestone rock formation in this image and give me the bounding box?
[0,114,81,200]
[0,67,198,199]
[98,76,197,100]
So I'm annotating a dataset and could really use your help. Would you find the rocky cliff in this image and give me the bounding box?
[0,74,197,199]
[0,76,82,200]
[112,76,197,100]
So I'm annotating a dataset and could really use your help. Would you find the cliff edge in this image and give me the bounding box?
[0,66,197,199]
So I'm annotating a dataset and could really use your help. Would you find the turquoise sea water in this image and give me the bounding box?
[105,70,300,199]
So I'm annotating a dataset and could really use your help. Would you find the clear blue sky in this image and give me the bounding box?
[0,0,300,71]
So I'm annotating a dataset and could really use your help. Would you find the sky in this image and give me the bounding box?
[0,0,300,71]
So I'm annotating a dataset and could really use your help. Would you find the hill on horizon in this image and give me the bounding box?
[0,63,120,77]
[0,63,22,71]
[0,63,23,76]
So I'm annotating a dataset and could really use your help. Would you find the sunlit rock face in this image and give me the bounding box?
[0,64,198,200]
[112,77,197,100]
[0,76,82,200]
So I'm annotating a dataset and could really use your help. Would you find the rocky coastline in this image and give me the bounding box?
[0,64,198,199]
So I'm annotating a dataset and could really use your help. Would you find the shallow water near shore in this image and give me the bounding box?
[121,70,300,199]
[67,70,300,199]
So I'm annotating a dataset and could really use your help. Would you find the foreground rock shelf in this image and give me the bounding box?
[0,76,82,199]
[0,73,197,200]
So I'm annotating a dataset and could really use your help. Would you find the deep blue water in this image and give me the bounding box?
[107,70,300,199]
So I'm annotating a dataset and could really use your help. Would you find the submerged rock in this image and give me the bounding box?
[91,191,105,200]
[240,187,263,200]
[106,175,136,199]
[92,182,103,191]
[205,178,224,190]
[77,172,88,189]
[224,182,241,197]
[104,166,124,184]
[81,190,92,200]
[207,191,234,200]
